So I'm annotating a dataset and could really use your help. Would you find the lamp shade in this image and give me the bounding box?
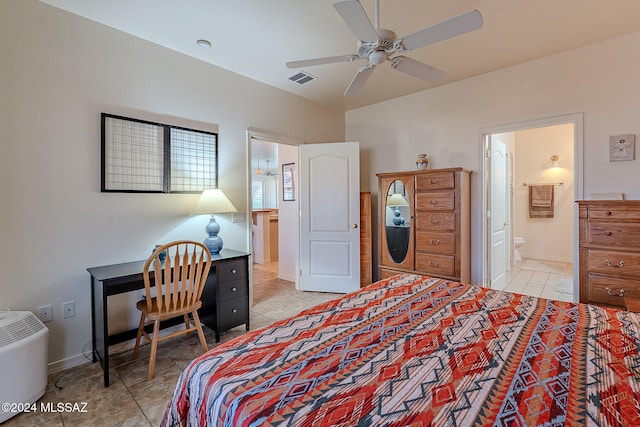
[192,189,237,215]
[387,193,409,207]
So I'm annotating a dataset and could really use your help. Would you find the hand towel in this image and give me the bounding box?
[529,185,554,218]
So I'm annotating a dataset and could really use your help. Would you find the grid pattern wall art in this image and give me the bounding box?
[103,116,165,192]
[101,113,218,193]
[170,127,217,192]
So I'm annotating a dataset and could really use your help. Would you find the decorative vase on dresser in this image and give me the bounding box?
[377,168,471,283]
[577,200,640,309]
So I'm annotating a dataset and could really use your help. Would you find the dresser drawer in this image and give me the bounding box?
[416,172,455,191]
[415,253,455,277]
[587,222,640,247]
[589,207,640,221]
[587,275,640,308]
[416,232,456,254]
[218,278,248,301]
[218,258,247,282]
[379,268,403,280]
[416,212,456,231]
[415,192,455,211]
[586,249,640,277]
[218,296,249,330]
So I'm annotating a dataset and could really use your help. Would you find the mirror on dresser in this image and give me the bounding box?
[385,180,411,264]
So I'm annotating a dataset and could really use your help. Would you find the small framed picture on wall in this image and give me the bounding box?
[609,134,635,161]
[282,162,295,201]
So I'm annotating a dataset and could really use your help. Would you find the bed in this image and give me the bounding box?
[161,274,640,426]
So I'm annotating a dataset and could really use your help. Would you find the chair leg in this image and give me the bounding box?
[184,314,191,338]
[147,319,160,380]
[191,310,208,353]
[133,312,146,358]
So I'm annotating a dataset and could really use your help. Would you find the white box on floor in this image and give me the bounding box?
[0,311,49,423]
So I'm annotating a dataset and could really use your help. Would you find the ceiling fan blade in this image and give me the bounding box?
[344,64,375,96]
[399,9,483,51]
[390,56,445,83]
[334,0,379,42]
[286,54,360,69]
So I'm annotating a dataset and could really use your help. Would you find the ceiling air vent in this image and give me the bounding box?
[288,71,316,85]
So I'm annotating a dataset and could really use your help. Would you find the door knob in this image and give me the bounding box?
[352,224,358,228]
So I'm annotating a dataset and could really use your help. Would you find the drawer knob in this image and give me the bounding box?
[232,308,238,313]
[606,211,612,216]
[231,287,237,292]
[605,232,613,236]
[428,178,440,184]
[605,287,625,297]
[429,261,440,267]
[604,259,625,268]
[429,199,439,205]
[429,239,440,246]
[231,269,237,274]
[430,219,440,224]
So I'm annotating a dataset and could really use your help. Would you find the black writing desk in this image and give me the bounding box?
[87,248,250,387]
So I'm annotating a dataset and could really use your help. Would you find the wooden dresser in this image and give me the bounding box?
[377,168,471,283]
[578,200,640,309]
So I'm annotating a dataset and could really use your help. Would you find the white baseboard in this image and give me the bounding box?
[520,255,573,264]
[278,273,295,282]
[48,353,90,374]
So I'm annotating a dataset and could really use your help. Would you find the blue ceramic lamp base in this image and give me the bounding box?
[204,214,223,255]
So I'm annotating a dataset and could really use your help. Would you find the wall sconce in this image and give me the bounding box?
[550,155,559,168]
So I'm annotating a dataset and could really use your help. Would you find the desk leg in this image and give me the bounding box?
[101,288,110,387]
[90,276,97,363]
[92,277,110,387]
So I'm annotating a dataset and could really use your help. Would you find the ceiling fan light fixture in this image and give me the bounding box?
[369,50,387,65]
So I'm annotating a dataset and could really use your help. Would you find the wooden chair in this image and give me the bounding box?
[133,240,212,380]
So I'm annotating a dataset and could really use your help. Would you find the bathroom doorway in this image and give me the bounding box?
[482,114,584,302]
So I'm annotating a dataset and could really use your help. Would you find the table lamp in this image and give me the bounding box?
[192,189,237,254]
[387,193,409,225]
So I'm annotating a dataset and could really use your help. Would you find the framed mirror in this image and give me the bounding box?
[385,180,411,263]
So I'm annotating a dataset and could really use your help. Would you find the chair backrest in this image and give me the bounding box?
[142,240,212,314]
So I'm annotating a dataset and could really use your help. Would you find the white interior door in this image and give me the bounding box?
[488,136,509,289]
[299,142,360,293]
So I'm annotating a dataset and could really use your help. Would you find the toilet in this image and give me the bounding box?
[514,236,525,262]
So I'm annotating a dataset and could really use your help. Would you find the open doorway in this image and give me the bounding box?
[482,114,583,302]
[249,135,299,283]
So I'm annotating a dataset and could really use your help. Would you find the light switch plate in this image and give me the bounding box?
[232,212,246,223]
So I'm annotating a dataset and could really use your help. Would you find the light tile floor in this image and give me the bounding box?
[493,257,574,302]
[4,262,341,427]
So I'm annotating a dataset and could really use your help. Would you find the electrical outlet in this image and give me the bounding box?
[62,301,75,318]
[232,212,246,223]
[38,304,53,323]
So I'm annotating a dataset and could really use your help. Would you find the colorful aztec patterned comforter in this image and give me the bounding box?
[161,274,640,426]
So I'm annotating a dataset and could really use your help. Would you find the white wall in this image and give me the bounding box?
[0,0,344,369]
[513,125,574,262]
[347,31,640,283]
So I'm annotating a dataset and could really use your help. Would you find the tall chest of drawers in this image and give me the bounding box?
[578,200,640,308]
[377,168,471,283]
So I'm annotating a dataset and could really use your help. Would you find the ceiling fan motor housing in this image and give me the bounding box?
[357,28,396,63]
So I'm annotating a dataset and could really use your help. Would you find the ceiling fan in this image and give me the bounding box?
[286,0,483,96]
[264,160,278,177]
